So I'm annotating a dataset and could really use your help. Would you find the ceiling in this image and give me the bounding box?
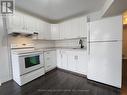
[15,0,107,22]
[103,0,127,17]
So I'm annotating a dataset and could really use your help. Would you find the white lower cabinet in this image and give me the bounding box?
[67,51,77,72]
[56,49,88,75]
[60,50,68,70]
[56,50,62,68]
[75,51,88,75]
[44,50,57,72]
[56,50,68,69]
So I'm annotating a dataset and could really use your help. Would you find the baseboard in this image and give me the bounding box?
[57,68,87,78]
[87,79,121,89]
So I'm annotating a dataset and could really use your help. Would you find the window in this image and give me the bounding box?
[25,55,40,68]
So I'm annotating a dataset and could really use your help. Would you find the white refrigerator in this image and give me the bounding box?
[87,15,122,88]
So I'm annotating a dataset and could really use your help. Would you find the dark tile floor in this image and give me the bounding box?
[0,69,120,95]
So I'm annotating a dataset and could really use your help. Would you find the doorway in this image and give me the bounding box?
[121,11,127,95]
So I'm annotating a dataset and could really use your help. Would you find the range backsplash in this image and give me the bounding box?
[9,36,87,49]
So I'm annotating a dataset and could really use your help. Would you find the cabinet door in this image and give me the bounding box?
[44,52,52,71]
[59,23,65,39]
[61,50,68,69]
[51,24,60,40]
[44,50,57,72]
[64,21,72,39]
[38,22,51,40]
[67,51,77,72]
[71,18,82,38]
[38,21,45,39]
[60,21,72,39]
[7,11,24,33]
[81,17,87,37]
[49,51,57,68]
[43,22,51,39]
[24,14,35,34]
[76,51,88,75]
[59,17,87,39]
[56,50,62,68]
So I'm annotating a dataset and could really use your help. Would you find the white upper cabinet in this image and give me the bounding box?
[7,10,52,40]
[51,24,60,40]
[7,11,38,34]
[81,17,87,38]
[59,16,87,39]
[59,22,66,39]
[24,14,38,33]
[62,21,72,39]
[7,10,88,40]
[38,21,51,40]
[7,11,28,34]
[38,22,51,40]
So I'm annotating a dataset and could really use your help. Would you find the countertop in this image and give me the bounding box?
[11,47,87,55]
[35,47,87,52]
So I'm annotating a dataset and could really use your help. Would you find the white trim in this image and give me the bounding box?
[100,0,114,17]
[88,0,114,21]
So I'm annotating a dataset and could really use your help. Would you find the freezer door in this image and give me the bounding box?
[90,15,122,42]
[87,41,122,88]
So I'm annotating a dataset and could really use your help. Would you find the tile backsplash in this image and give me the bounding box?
[55,38,87,48]
[34,40,55,49]
[9,36,34,48]
[9,36,87,49]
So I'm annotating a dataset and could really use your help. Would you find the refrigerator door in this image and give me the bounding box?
[87,41,122,88]
[89,15,122,42]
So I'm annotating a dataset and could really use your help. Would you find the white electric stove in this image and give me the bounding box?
[11,47,45,86]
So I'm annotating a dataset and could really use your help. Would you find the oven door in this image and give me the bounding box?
[19,53,44,75]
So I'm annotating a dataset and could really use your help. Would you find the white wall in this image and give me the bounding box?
[0,16,12,84]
